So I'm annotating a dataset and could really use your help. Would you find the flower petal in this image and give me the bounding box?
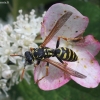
[34,57,71,90]
[41,3,89,42]
[0,56,8,63]
[67,45,100,88]
[9,56,16,64]
[74,35,100,56]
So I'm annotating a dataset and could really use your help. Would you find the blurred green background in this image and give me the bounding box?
[0,0,100,100]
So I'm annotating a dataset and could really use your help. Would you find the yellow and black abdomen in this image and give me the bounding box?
[55,47,78,62]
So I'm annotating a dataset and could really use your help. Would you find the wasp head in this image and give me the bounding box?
[24,51,33,65]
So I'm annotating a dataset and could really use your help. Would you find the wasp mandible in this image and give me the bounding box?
[11,11,86,83]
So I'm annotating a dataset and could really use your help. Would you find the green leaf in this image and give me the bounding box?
[10,79,100,100]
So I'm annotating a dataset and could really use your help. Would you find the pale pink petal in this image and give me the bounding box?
[74,35,100,56]
[41,3,89,44]
[34,57,71,90]
[67,45,100,88]
[35,3,100,89]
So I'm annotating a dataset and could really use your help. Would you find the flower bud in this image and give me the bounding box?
[2,70,12,79]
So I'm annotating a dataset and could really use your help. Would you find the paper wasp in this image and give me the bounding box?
[11,11,86,82]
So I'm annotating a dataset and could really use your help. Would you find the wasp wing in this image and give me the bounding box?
[43,58,86,78]
[65,66,86,78]
[41,11,73,47]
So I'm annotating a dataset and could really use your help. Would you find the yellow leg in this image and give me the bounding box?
[34,61,41,68]
[56,36,83,48]
[20,68,25,81]
[36,65,49,84]
[58,36,83,41]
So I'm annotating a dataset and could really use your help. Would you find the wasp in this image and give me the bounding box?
[11,11,86,82]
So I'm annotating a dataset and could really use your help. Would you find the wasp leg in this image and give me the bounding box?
[56,36,83,48]
[34,60,41,68]
[56,36,68,48]
[36,62,49,84]
[56,37,60,48]
[59,36,83,41]
[56,57,68,78]
[56,57,68,67]
[20,60,28,81]
[57,57,64,64]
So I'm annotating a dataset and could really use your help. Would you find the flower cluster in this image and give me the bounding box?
[0,9,43,97]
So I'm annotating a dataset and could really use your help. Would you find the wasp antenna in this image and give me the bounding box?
[10,54,25,58]
[10,54,19,56]
[20,60,28,81]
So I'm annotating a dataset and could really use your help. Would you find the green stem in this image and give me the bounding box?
[12,0,18,20]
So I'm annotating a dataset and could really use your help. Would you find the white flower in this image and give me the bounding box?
[0,79,9,97]
[2,70,13,80]
[0,24,8,44]
[3,24,13,34]
[0,42,19,63]
[0,8,43,96]
[0,63,13,79]
[14,9,42,37]
[0,62,13,97]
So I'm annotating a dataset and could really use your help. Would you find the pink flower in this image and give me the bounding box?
[34,3,100,90]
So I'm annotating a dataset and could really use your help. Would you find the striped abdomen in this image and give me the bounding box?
[55,47,78,62]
